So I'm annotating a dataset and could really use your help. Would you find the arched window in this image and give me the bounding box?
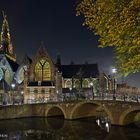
[35,62,42,81]
[35,59,51,81]
[5,69,11,84]
[74,80,80,88]
[65,80,72,88]
[43,61,51,80]
[0,68,3,80]
[82,79,89,88]
[17,67,25,84]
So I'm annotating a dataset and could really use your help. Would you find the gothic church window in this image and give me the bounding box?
[17,65,27,84]
[35,59,51,81]
[74,80,80,88]
[5,69,11,84]
[43,61,51,80]
[35,62,42,81]
[0,68,3,80]
[82,79,89,88]
[17,67,25,84]
[65,80,72,88]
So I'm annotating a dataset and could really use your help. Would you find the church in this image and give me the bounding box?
[0,13,113,104]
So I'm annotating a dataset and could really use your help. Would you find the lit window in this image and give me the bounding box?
[82,79,89,88]
[35,62,42,81]
[5,69,11,84]
[43,61,51,80]
[35,59,51,81]
[65,80,72,88]
[0,68,3,80]
[74,80,80,88]
[17,67,25,84]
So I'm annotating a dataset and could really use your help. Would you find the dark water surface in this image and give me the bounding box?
[0,117,140,140]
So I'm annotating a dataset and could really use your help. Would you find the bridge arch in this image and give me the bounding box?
[70,102,100,119]
[46,106,66,119]
[119,107,140,125]
[70,102,114,124]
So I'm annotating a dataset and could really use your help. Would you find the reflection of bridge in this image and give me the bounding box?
[0,97,140,126]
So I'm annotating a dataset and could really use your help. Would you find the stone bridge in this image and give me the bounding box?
[0,100,140,126]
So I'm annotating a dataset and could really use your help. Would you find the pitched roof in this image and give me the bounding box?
[58,64,99,78]
[6,57,19,72]
[21,54,32,65]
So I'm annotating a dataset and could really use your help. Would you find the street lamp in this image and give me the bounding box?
[90,82,94,100]
[112,68,117,100]
[11,83,15,105]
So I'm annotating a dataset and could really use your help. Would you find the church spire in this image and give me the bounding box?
[0,11,16,62]
[56,53,61,66]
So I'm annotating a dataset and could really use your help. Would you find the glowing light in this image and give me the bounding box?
[112,68,117,74]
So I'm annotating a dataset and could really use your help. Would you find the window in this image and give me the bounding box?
[0,68,3,80]
[35,59,51,81]
[35,62,42,81]
[43,61,51,80]
[5,69,11,84]
[17,67,25,84]
[65,80,72,88]
[82,79,89,88]
[74,80,80,88]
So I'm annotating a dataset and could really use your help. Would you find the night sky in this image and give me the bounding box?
[0,0,140,87]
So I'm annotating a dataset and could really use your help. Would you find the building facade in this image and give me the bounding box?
[0,14,115,104]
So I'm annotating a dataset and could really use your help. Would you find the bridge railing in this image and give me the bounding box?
[1,93,140,106]
[93,93,139,103]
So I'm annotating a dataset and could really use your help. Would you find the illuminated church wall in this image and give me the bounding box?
[29,47,55,82]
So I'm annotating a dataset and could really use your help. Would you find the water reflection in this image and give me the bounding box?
[0,117,139,140]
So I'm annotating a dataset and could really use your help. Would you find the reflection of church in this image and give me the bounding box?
[0,14,114,103]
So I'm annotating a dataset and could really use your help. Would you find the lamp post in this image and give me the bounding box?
[90,82,94,100]
[112,68,117,100]
[11,83,15,105]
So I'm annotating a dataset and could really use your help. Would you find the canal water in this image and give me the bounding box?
[0,117,140,140]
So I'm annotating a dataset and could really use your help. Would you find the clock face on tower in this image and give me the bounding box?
[0,68,3,80]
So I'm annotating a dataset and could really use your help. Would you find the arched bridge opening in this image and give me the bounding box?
[121,110,140,126]
[70,103,100,119]
[46,106,65,119]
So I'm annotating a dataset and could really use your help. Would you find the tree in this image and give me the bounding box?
[76,0,140,76]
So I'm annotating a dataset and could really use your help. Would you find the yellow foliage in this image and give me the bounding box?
[76,0,140,76]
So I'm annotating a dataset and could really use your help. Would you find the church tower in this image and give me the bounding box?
[0,11,16,62]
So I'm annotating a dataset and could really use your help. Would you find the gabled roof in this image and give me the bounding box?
[21,54,32,65]
[58,64,99,78]
[6,57,19,72]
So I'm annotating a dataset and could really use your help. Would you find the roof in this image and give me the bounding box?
[6,57,19,72]
[58,64,99,78]
[28,81,55,87]
[21,54,32,65]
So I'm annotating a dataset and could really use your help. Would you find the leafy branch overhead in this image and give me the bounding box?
[76,0,140,76]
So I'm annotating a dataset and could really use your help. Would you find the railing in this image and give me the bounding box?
[56,93,140,103]
[1,93,140,106]
[93,93,139,102]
